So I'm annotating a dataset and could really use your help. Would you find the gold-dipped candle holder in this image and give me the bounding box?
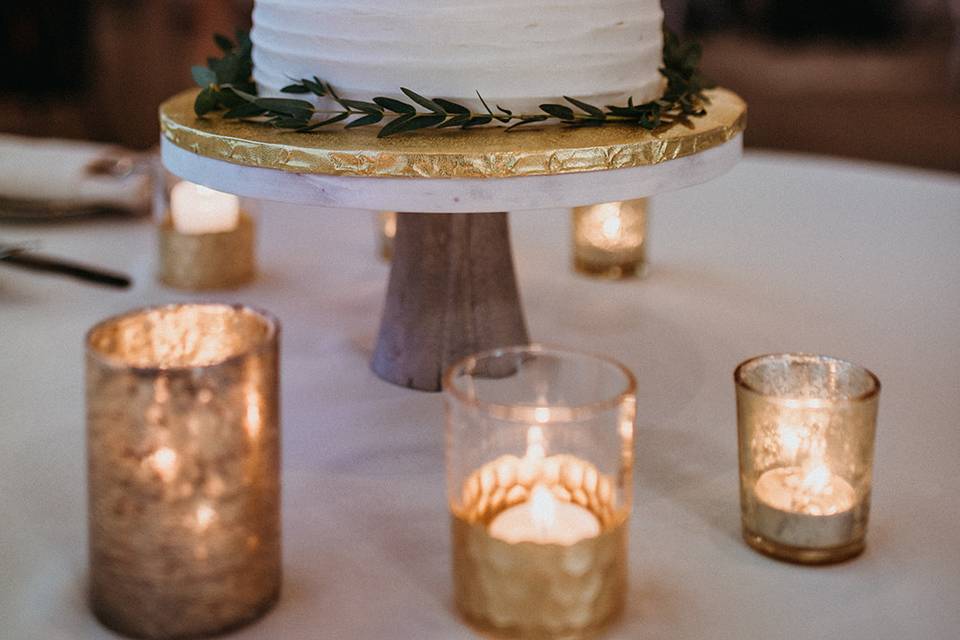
[735,353,881,565]
[444,346,636,638]
[86,304,281,639]
[158,210,256,290]
[572,199,648,280]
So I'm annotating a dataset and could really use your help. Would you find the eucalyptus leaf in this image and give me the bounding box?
[194,87,218,116]
[214,33,234,53]
[191,66,217,87]
[563,96,605,118]
[374,97,416,114]
[346,112,385,128]
[434,99,470,115]
[400,88,444,114]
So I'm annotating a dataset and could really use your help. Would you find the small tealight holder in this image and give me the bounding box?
[444,345,636,638]
[572,199,648,279]
[375,211,398,261]
[86,304,281,639]
[158,182,255,290]
[735,353,881,565]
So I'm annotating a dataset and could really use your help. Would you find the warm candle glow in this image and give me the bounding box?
[382,211,397,239]
[526,425,546,460]
[579,202,643,251]
[195,503,217,531]
[146,447,178,481]
[170,182,240,235]
[530,484,557,536]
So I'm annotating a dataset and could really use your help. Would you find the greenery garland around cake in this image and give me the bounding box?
[192,29,713,138]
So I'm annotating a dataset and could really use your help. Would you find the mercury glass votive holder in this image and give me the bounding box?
[158,211,256,290]
[86,304,281,639]
[572,199,648,280]
[735,353,880,565]
[375,211,398,261]
[444,345,636,639]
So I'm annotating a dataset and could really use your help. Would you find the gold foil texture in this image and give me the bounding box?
[160,88,746,179]
[452,454,628,638]
[86,304,281,639]
[158,211,256,290]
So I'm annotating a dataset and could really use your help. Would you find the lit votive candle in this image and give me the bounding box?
[86,304,281,639]
[170,182,240,235]
[375,211,398,261]
[735,354,880,565]
[159,182,255,290]
[572,199,648,279]
[445,346,636,638]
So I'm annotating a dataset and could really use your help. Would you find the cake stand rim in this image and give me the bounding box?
[159,87,746,181]
[160,133,742,213]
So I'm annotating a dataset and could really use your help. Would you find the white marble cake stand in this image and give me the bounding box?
[160,88,746,391]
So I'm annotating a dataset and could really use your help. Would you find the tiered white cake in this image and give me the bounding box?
[251,0,665,113]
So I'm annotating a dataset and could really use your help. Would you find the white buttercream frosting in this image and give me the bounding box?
[251,0,664,113]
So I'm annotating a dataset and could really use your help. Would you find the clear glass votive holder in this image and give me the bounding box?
[735,353,880,565]
[572,199,648,280]
[444,345,636,638]
[375,211,398,262]
[86,304,281,639]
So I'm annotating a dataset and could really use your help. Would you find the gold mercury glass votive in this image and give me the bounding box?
[375,211,398,262]
[86,304,281,639]
[572,199,648,279]
[735,353,881,565]
[158,182,255,290]
[444,345,637,638]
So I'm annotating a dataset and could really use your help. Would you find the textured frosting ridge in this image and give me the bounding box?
[252,0,664,113]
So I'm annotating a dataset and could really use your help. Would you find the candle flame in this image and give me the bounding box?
[146,447,178,481]
[530,485,557,536]
[601,211,623,240]
[382,212,397,239]
[777,422,805,461]
[195,503,216,531]
[245,387,262,439]
[526,425,546,460]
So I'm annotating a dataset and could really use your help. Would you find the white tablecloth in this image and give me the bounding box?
[2,152,959,639]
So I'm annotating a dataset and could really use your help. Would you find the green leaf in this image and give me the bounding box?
[341,99,384,115]
[194,87,218,116]
[214,33,234,53]
[378,114,445,138]
[296,112,351,132]
[475,92,511,122]
[434,99,470,115]
[506,115,549,131]
[303,77,328,96]
[346,112,385,128]
[496,105,513,116]
[224,102,268,119]
[462,115,493,128]
[191,65,217,87]
[437,114,472,129]
[563,96,605,118]
[281,84,312,94]
[540,104,575,120]
[400,88,444,114]
[374,97,416,114]
[376,114,416,138]
[253,97,315,117]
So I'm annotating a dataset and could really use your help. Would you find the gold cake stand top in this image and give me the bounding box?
[160,88,746,180]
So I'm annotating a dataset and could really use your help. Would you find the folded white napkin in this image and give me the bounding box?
[0,134,152,213]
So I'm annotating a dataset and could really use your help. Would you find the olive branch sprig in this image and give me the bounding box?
[192,28,713,138]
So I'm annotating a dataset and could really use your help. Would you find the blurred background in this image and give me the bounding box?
[1,0,957,172]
